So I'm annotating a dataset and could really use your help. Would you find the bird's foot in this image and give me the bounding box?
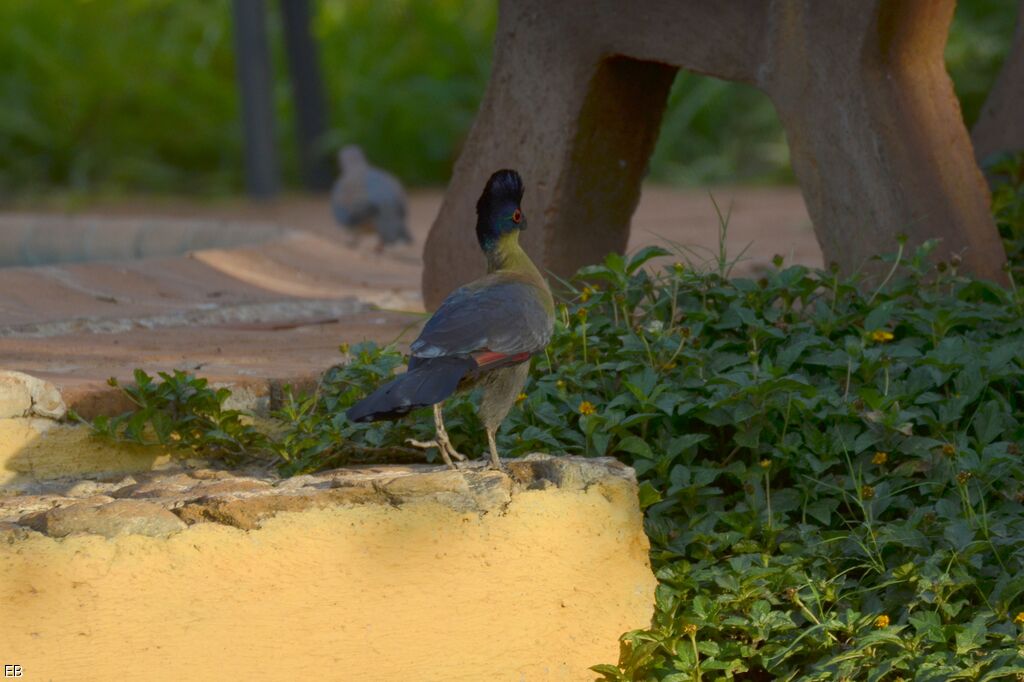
[405,438,466,469]
[478,457,507,473]
[442,441,467,462]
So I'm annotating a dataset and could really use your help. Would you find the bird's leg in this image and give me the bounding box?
[406,403,466,469]
[485,428,505,471]
[432,404,467,463]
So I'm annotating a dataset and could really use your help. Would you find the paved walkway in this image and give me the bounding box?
[0,186,816,416]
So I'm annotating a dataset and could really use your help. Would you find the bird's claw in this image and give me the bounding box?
[405,438,467,469]
[479,459,507,473]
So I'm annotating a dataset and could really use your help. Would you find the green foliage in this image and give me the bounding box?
[945,0,1019,128]
[84,370,268,464]
[0,0,493,197]
[564,244,1024,677]
[988,151,1024,282]
[314,0,495,185]
[0,0,241,198]
[649,76,793,186]
[0,0,1016,195]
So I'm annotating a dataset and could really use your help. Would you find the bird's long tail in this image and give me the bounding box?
[345,356,476,422]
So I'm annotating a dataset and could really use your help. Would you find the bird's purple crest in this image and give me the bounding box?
[475,169,526,251]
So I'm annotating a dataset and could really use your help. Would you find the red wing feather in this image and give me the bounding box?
[472,350,532,370]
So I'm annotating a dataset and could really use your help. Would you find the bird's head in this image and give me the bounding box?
[338,145,366,170]
[475,169,526,252]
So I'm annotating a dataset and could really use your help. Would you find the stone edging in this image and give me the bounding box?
[0,454,636,539]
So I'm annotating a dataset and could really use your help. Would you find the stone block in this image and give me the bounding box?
[20,499,186,538]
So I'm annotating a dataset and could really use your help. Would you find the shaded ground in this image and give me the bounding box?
[0,186,816,415]
[54,185,818,271]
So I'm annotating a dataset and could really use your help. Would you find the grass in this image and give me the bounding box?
[0,0,1016,197]
[84,164,1024,678]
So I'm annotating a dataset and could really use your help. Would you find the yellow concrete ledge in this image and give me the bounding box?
[0,418,174,488]
[0,458,656,681]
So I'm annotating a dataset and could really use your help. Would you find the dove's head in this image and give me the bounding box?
[475,169,526,253]
[338,145,367,170]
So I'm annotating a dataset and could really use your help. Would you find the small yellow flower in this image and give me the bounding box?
[578,401,596,416]
[673,262,685,275]
[874,614,890,628]
[515,392,527,404]
[579,287,591,303]
[872,451,888,465]
[870,330,895,343]
[861,485,875,500]
[555,379,566,390]
[682,623,698,637]
[957,471,973,485]
[942,443,957,457]
[1014,611,1024,625]
[759,459,771,469]
[338,343,350,354]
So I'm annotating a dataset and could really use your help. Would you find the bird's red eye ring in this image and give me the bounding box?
[512,208,522,224]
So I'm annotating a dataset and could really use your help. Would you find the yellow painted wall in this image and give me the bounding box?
[0,418,173,488]
[1,479,655,681]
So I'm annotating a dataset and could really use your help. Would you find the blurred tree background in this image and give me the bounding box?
[0,0,1016,199]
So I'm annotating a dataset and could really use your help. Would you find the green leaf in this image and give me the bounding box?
[637,481,662,509]
[806,498,838,525]
[864,300,894,331]
[972,399,1005,447]
[909,611,947,645]
[588,663,624,680]
[953,616,988,655]
[617,436,654,459]
[626,245,672,274]
[603,251,626,275]
[944,519,976,552]
[666,434,709,459]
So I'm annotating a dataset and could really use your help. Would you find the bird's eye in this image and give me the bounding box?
[512,208,522,224]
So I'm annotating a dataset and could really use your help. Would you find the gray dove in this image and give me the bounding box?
[331,145,412,249]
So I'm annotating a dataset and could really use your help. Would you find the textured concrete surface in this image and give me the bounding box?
[423,0,1005,308]
[0,214,287,267]
[0,455,656,681]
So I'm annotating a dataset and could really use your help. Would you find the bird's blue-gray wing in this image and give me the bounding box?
[331,175,376,227]
[375,203,411,244]
[364,169,410,244]
[364,168,405,211]
[410,280,552,359]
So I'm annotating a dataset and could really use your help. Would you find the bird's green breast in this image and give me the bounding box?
[485,231,554,315]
